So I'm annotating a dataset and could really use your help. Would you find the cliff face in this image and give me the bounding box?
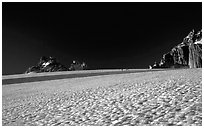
[189,43,202,68]
[150,29,202,69]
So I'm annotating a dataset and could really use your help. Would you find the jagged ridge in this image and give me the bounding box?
[25,57,88,74]
[25,56,68,73]
[150,29,202,69]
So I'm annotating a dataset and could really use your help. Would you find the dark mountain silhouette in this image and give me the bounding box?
[69,60,88,71]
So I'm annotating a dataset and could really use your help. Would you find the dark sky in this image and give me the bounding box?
[2,2,202,75]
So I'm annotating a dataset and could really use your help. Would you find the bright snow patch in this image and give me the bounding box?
[194,39,202,44]
[42,62,50,67]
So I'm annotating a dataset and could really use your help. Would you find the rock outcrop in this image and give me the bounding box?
[69,60,87,71]
[150,29,202,69]
[25,56,68,73]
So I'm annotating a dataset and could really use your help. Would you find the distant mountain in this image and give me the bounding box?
[25,56,68,74]
[69,60,88,71]
[150,29,202,69]
[25,57,88,74]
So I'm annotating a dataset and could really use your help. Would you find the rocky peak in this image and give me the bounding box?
[25,56,68,74]
[150,29,202,69]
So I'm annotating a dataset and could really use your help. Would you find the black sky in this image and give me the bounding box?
[2,2,202,75]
